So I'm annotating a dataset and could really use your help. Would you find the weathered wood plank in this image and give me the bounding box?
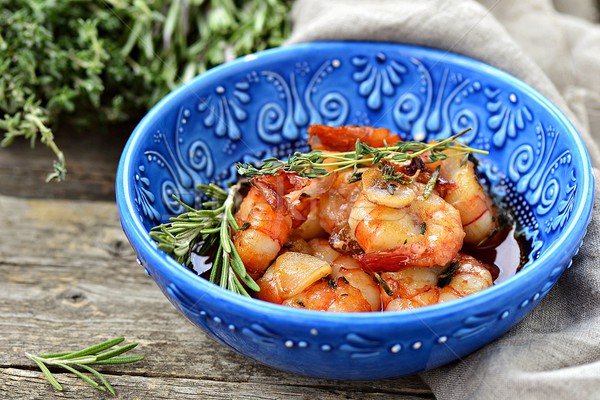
[1,368,431,399]
[0,123,132,201]
[0,194,434,398]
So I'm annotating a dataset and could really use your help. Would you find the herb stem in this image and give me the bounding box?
[236,128,485,180]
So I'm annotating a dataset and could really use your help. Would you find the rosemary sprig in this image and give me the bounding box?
[26,337,144,395]
[150,182,260,296]
[236,128,485,180]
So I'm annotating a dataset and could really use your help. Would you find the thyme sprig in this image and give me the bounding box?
[236,128,485,180]
[26,337,144,395]
[150,182,259,296]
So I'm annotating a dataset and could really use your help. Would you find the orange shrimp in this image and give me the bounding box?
[235,171,334,278]
[431,152,500,246]
[307,239,382,311]
[348,168,464,271]
[290,198,327,240]
[307,124,402,152]
[234,187,293,278]
[380,267,442,310]
[437,253,494,302]
[282,278,372,312]
[382,253,493,311]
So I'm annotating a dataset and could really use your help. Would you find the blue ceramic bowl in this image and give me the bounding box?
[116,42,594,379]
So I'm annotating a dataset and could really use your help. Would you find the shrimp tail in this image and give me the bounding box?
[250,171,310,211]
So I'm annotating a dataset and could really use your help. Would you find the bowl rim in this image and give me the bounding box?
[116,41,595,324]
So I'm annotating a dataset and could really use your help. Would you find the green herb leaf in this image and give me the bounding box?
[424,166,440,199]
[438,261,461,288]
[27,354,63,391]
[79,364,116,396]
[374,272,394,296]
[52,337,124,360]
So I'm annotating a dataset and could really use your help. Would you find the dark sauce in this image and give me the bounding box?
[465,225,532,284]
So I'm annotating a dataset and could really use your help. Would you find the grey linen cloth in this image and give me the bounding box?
[288,1,600,398]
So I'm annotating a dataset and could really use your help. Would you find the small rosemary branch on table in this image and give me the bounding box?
[236,127,484,179]
[150,182,260,296]
[26,337,144,395]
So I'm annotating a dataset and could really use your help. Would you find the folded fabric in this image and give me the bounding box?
[288,1,600,398]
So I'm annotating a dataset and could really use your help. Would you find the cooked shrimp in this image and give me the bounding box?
[235,171,333,278]
[307,124,402,151]
[380,266,441,310]
[234,187,293,278]
[318,169,362,234]
[433,153,500,246]
[282,278,372,312]
[349,168,464,271]
[383,253,493,311]
[307,239,381,311]
[284,173,335,235]
[333,262,382,311]
[235,124,505,312]
[437,253,494,302]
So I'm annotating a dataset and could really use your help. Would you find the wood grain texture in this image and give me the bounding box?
[0,122,132,201]
[0,193,434,399]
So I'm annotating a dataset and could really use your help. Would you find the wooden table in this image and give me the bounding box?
[0,128,434,399]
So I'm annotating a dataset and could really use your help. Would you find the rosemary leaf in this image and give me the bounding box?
[90,355,146,365]
[79,365,116,396]
[51,337,124,360]
[57,363,106,392]
[221,253,231,289]
[27,354,63,391]
[374,273,394,297]
[93,343,139,361]
[438,261,461,288]
[209,242,224,283]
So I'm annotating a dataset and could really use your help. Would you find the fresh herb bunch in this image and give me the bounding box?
[236,128,484,181]
[26,337,144,395]
[0,0,293,181]
[150,182,260,296]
